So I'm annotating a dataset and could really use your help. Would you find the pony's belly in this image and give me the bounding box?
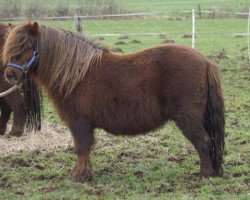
[96,110,165,135]
[92,90,166,135]
[103,123,164,136]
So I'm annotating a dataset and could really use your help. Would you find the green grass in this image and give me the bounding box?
[0,0,249,13]
[0,4,250,199]
[118,0,250,13]
[0,68,249,199]
[36,17,247,57]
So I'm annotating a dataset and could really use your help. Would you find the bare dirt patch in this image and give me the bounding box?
[159,34,168,39]
[162,39,175,44]
[182,34,193,38]
[118,35,129,40]
[110,47,123,53]
[115,41,127,45]
[207,49,228,61]
[131,39,141,44]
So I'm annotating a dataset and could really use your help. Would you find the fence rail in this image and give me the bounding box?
[0,9,249,62]
[0,10,249,21]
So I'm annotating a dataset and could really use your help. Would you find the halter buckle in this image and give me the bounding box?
[34,51,39,57]
[23,65,29,73]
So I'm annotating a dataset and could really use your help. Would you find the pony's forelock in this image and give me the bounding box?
[2,23,34,65]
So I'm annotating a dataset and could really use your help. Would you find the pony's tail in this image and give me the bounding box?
[203,61,225,176]
[22,80,43,131]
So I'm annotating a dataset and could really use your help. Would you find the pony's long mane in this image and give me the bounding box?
[38,25,103,98]
[3,23,103,99]
[0,23,9,64]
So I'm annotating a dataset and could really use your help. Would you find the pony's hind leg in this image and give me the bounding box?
[69,118,94,182]
[0,100,12,135]
[175,117,216,177]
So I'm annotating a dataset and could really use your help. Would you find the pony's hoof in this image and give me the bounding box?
[0,130,5,135]
[9,130,23,137]
[70,169,93,182]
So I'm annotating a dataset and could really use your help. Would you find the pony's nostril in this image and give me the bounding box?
[6,71,16,79]
[11,71,16,78]
[10,71,16,78]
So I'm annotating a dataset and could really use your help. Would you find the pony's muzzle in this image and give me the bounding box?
[4,68,22,85]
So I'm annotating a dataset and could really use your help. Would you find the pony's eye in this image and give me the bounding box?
[26,44,33,50]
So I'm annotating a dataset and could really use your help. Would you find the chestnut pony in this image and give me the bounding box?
[0,23,42,136]
[2,22,225,181]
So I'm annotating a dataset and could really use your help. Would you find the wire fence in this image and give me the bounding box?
[0,10,249,21]
[0,9,249,62]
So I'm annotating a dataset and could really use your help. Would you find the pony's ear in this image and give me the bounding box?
[27,22,39,36]
[8,23,16,29]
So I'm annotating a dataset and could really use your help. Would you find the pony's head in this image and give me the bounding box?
[3,22,39,85]
[3,21,103,99]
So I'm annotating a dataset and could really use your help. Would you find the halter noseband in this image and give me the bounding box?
[7,38,39,79]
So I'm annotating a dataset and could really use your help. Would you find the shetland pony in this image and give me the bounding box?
[0,23,42,136]
[2,22,225,181]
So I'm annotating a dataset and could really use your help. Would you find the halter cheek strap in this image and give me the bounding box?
[7,38,39,78]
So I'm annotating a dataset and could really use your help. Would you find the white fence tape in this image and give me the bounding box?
[0,10,249,21]
[0,9,249,54]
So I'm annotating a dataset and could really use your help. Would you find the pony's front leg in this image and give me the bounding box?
[0,100,11,135]
[10,106,26,136]
[70,151,92,182]
[69,119,94,182]
[3,95,26,137]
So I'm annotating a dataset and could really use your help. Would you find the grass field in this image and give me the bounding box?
[0,1,250,199]
[0,0,249,13]
[0,61,249,199]
[41,18,248,56]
